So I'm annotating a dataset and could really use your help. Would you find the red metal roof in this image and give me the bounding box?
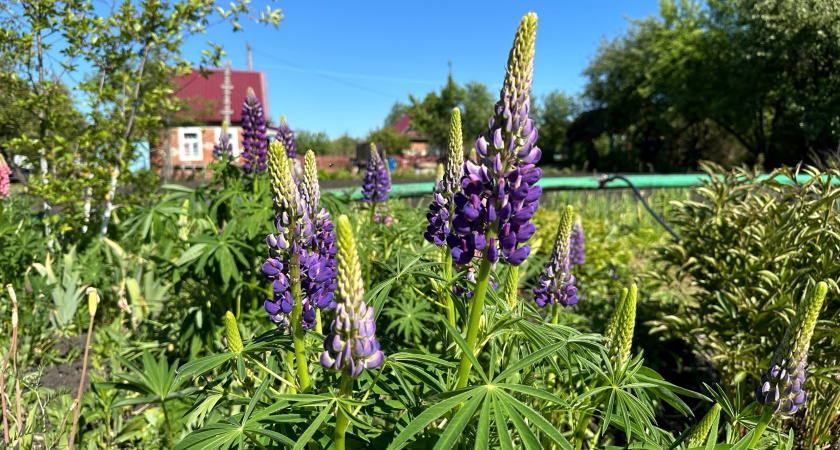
[393,114,412,134]
[173,68,270,124]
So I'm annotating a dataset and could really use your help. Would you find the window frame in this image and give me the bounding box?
[179,127,204,161]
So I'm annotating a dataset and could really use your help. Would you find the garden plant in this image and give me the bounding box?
[0,10,837,450]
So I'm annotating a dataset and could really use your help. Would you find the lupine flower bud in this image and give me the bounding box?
[86,287,99,317]
[447,13,542,266]
[213,122,233,161]
[756,281,828,414]
[300,150,338,308]
[334,215,364,305]
[223,311,243,352]
[0,155,11,199]
[504,266,519,309]
[425,108,464,247]
[320,214,384,377]
[604,284,637,365]
[685,404,721,448]
[241,87,268,174]
[277,115,297,159]
[436,163,445,186]
[533,206,578,307]
[570,218,585,267]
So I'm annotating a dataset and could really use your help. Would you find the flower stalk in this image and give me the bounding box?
[68,288,98,450]
[455,256,493,389]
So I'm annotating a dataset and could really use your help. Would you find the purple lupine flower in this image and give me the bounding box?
[277,115,297,159]
[756,282,827,414]
[213,123,233,161]
[0,156,10,199]
[533,206,578,307]
[446,14,541,267]
[570,218,585,267]
[362,144,393,225]
[321,215,385,378]
[263,141,318,331]
[425,108,463,247]
[362,145,390,203]
[300,150,338,309]
[241,87,268,174]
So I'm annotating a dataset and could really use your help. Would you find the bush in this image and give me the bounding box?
[650,161,840,446]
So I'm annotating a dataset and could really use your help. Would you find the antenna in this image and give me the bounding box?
[246,42,253,71]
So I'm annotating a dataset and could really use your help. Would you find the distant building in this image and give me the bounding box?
[150,63,274,178]
[392,114,429,157]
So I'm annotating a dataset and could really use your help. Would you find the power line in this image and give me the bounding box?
[251,48,409,99]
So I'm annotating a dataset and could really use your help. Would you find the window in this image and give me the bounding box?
[180,128,203,161]
[213,126,240,158]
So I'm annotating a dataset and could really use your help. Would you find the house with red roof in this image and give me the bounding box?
[151,63,274,178]
[392,114,429,157]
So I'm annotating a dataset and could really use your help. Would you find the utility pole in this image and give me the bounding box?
[246,42,253,71]
[221,60,233,125]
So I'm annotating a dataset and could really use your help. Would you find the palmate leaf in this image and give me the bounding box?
[388,388,479,450]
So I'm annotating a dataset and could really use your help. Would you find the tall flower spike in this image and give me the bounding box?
[604,284,637,365]
[447,13,542,266]
[685,404,722,448]
[0,155,11,199]
[263,141,317,331]
[223,311,243,352]
[277,115,297,159]
[320,215,384,378]
[756,281,828,414]
[241,87,268,174]
[362,144,392,224]
[504,266,519,309]
[300,150,338,309]
[213,122,233,161]
[570,217,585,267]
[533,205,578,307]
[425,108,464,246]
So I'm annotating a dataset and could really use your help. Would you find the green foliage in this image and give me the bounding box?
[367,126,411,156]
[651,161,840,445]
[582,0,840,170]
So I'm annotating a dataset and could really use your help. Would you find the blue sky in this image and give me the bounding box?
[181,1,661,140]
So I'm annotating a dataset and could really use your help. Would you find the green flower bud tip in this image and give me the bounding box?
[448,107,463,164]
[223,311,243,352]
[606,284,637,365]
[268,140,297,211]
[436,163,445,185]
[504,265,519,309]
[300,150,321,212]
[336,215,364,306]
[685,403,721,447]
[86,287,99,318]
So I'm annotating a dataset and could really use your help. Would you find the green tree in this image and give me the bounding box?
[407,70,464,154]
[532,90,578,166]
[0,0,283,241]
[296,130,334,155]
[582,0,840,170]
[332,133,358,156]
[366,126,410,156]
[460,81,495,146]
[384,102,409,127]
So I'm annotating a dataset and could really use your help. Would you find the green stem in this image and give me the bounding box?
[551,303,560,325]
[289,252,311,392]
[235,293,241,319]
[161,400,174,448]
[315,309,323,334]
[334,375,353,450]
[284,350,297,394]
[573,409,593,450]
[748,408,774,449]
[443,251,456,333]
[455,258,493,389]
